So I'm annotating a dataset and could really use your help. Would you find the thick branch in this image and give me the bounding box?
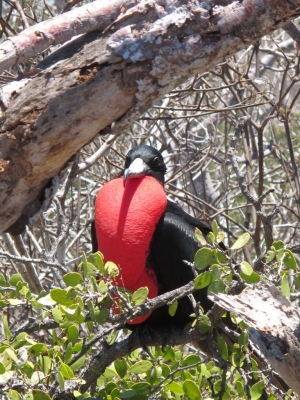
[210,282,300,396]
[0,0,137,74]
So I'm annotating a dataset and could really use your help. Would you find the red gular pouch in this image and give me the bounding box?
[95,176,167,324]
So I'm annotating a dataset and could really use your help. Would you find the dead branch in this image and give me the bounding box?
[210,282,300,396]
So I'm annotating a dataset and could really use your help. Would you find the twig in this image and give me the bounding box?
[228,118,279,251]
[0,250,68,273]
[10,235,43,293]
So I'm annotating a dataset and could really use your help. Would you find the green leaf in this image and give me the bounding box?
[65,342,72,364]
[265,249,275,263]
[131,287,148,306]
[216,231,225,244]
[238,332,249,346]
[80,252,88,277]
[94,308,109,324]
[283,250,297,270]
[194,247,213,270]
[0,362,5,374]
[88,252,104,272]
[37,294,56,306]
[182,354,201,366]
[60,361,74,379]
[28,344,48,357]
[31,371,45,385]
[195,228,207,245]
[212,220,218,237]
[276,248,285,263]
[129,360,152,374]
[199,315,212,333]
[104,261,119,277]
[52,308,63,323]
[240,270,260,284]
[240,261,253,276]
[98,280,108,293]
[251,357,259,380]
[57,371,64,389]
[272,241,284,250]
[119,390,137,399]
[166,381,184,394]
[131,382,151,395]
[9,274,22,286]
[207,280,225,295]
[2,314,11,340]
[87,300,95,319]
[250,380,264,400]
[211,265,222,281]
[63,273,83,287]
[4,348,17,363]
[68,324,79,345]
[168,300,178,317]
[6,390,20,400]
[50,288,76,306]
[103,367,118,378]
[207,232,215,243]
[281,274,290,299]
[40,356,51,375]
[114,357,127,378]
[231,233,250,250]
[70,355,85,371]
[295,273,300,287]
[194,271,212,289]
[79,253,95,277]
[218,335,228,360]
[214,249,228,264]
[183,379,201,399]
[33,389,52,400]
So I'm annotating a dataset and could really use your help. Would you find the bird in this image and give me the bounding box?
[92,145,214,329]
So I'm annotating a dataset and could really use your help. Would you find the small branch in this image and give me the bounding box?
[0,0,138,74]
[0,250,68,273]
[228,118,276,251]
[8,0,30,29]
[77,134,117,174]
[9,235,43,293]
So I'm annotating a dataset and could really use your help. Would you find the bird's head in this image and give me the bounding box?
[123,145,167,186]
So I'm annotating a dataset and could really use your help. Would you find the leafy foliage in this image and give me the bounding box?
[0,228,299,399]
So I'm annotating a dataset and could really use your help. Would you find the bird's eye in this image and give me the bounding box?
[150,156,160,169]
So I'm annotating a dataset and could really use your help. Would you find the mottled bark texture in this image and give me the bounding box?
[0,0,137,74]
[210,282,300,396]
[0,0,299,234]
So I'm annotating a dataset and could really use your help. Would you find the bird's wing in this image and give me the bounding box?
[149,200,213,318]
[165,200,212,235]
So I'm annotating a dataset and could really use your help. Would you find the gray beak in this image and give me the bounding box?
[123,157,149,186]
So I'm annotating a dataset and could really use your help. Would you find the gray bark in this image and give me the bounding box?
[210,282,300,396]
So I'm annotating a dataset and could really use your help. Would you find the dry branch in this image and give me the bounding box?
[0,0,137,74]
[210,282,300,396]
[0,0,299,234]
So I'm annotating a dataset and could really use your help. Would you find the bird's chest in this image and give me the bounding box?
[94,177,167,288]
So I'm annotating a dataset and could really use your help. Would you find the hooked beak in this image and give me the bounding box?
[123,157,149,186]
